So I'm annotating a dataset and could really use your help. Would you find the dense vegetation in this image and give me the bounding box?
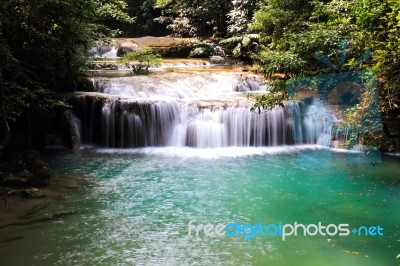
[0,0,132,151]
[109,0,258,37]
[121,50,162,74]
[0,0,398,152]
[249,0,399,150]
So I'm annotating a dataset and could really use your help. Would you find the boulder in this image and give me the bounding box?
[117,46,138,57]
[116,41,139,57]
[209,56,225,64]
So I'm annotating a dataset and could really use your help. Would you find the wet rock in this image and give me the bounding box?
[28,167,51,187]
[116,39,139,57]
[21,188,46,199]
[117,45,138,57]
[7,189,22,196]
[209,56,225,64]
[23,150,48,170]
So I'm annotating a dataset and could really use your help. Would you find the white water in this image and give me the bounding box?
[63,110,82,148]
[91,46,119,58]
[94,145,331,159]
[303,99,338,146]
[93,72,267,102]
[72,72,339,149]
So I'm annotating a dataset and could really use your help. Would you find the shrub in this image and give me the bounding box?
[189,45,213,58]
[120,50,162,74]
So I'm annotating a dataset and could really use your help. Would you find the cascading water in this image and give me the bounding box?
[90,46,119,59]
[303,99,338,146]
[63,110,82,149]
[69,72,339,149]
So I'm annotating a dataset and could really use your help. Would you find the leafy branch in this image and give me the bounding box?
[120,50,162,74]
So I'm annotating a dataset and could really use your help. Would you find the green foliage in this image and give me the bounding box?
[219,34,260,58]
[227,0,259,36]
[189,45,214,58]
[256,50,305,77]
[108,0,160,36]
[249,0,400,129]
[154,0,229,37]
[247,79,288,112]
[97,1,134,24]
[121,50,162,74]
[0,0,133,147]
[1,0,133,89]
[153,0,261,37]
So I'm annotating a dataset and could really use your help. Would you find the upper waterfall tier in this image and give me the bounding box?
[88,72,267,106]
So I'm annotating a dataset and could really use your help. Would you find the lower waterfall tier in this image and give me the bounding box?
[65,95,339,149]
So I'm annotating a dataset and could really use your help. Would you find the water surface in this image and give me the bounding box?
[1,146,399,265]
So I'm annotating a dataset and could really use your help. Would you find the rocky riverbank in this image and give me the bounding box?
[1,149,51,188]
[0,149,55,229]
[0,149,83,233]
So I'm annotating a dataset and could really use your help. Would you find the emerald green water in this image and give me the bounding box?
[1,146,399,265]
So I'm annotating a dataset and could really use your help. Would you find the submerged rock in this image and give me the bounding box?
[21,188,46,199]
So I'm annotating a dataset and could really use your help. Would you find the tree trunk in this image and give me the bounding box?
[0,72,11,149]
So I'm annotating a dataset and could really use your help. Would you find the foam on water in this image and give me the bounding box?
[93,145,345,159]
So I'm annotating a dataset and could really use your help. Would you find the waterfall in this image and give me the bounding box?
[233,76,267,92]
[94,46,118,58]
[302,99,337,146]
[63,111,82,149]
[100,101,180,148]
[68,73,339,149]
[287,102,304,144]
[71,97,336,148]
